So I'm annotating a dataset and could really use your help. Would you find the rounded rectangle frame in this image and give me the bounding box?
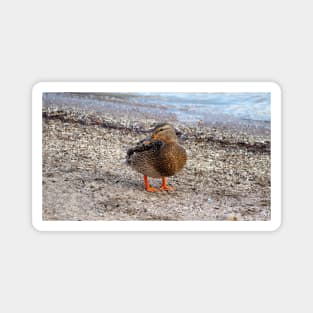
[32,82,281,231]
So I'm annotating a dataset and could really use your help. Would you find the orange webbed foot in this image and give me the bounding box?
[160,185,175,191]
[144,175,160,192]
[160,177,175,191]
[146,186,161,192]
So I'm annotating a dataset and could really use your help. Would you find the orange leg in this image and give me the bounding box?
[144,175,160,192]
[160,177,175,191]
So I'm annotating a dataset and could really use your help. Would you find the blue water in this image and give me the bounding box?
[131,92,271,122]
[43,92,270,124]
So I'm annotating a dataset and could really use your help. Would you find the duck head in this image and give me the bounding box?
[152,123,177,144]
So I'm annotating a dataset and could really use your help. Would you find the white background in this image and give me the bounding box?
[0,0,311,312]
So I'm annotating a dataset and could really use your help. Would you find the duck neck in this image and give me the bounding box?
[161,138,176,145]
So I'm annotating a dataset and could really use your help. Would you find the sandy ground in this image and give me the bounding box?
[42,106,271,221]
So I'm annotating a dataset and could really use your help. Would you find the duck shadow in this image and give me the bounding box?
[93,170,142,189]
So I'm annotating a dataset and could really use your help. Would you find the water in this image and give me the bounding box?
[43,92,270,125]
[131,92,270,122]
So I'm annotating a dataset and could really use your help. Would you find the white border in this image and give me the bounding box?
[32,82,281,231]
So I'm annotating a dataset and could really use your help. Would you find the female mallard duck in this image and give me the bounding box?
[126,123,187,192]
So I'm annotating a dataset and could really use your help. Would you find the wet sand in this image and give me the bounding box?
[42,105,271,221]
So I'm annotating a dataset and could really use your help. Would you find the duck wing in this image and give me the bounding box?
[126,138,163,159]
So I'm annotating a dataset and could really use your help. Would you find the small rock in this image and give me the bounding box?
[226,214,238,221]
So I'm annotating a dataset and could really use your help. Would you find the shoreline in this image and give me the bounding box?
[42,105,271,221]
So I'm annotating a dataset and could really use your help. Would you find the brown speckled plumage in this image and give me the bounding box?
[126,139,164,178]
[126,123,187,191]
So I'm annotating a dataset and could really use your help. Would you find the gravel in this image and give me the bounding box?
[42,105,271,221]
